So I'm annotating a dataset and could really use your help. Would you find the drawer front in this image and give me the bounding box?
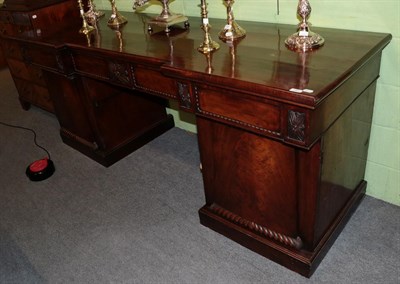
[72,53,133,88]
[133,67,178,99]
[196,86,281,137]
[24,45,60,71]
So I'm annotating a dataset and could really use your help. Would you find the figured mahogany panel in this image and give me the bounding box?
[81,76,170,150]
[31,84,53,112]
[1,39,23,60]
[13,77,33,102]
[28,0,80,31]
[43,71,97,148]
[314,82,376,243]
[7,57,30,79]
[1,0,67,11]
[27,64,46,86]
[197,117,298,237]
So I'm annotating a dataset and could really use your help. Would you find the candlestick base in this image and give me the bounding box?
[147,14,189,34]
[219,21,246,41]
[285,31,324,52]
[197,40,220,54]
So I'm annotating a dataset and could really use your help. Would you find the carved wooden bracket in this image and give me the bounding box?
[108,61,131,86]
[177,82,192,110]
[288,110,306,142]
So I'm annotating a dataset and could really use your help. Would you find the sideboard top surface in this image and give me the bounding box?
[9,11,392,107]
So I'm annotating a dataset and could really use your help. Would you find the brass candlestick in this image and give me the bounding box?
[285,0,324,51]
[108,0,127,28]
[133,0,189,34]
[78,0,95,35]
[85,0,105,21]
[219,0,246,41]
[197,0,220,54]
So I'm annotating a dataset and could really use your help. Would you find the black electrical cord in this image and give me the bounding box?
[0,121,51,160]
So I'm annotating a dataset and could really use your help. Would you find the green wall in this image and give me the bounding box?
[97,0,399,206]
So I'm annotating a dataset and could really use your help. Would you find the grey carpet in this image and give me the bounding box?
[0,67,399,284]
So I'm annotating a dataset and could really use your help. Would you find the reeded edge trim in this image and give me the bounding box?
[209,203,303,249]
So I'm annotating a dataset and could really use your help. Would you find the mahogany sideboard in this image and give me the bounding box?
[0,8,392,277]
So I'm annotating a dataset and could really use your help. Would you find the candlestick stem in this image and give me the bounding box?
[198,0,220,54]
[78,0,95,35]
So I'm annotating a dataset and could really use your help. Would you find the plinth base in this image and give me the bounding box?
[147,14,189,33]
[199,181,366,277]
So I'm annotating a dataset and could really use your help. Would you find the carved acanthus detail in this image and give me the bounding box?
[56,54,65,72]
[209,203,303,249]
[108,61,131,86]
[288,110,305,142]
[178,82,191,110]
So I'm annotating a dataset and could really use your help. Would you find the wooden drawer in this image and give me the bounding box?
[72,52,134,88]
[24,44,60,71]
[72,51,178,99]
[133,66,178,99]
[196,86,282,137]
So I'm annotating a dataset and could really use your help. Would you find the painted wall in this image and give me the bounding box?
[96,0,399,206]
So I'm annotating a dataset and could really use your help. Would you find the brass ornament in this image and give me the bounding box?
[85,0,105,21]
[133,0,189,33]
[219,0,246,41]
[285,0,324,52]
[77,0,95,35]
[197,0,220,54]
[108,0,127,28]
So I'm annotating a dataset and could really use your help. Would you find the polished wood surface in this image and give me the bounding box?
[0,6,392,277]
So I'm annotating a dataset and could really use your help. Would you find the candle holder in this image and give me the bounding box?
[78,0,95,35]
[85,0,105,21]
[219,0,246,41]
[133,0,189,34]
[285,0,324,52]
[197,0,220,54]
[108,0,127,28]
